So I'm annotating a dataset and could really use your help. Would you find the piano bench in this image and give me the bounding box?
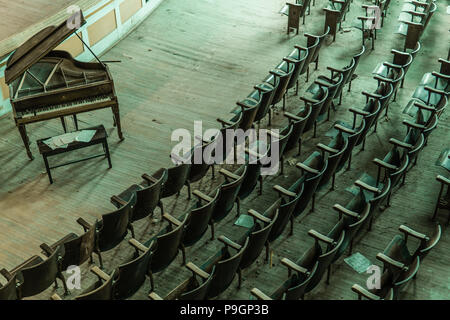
[36,125,112,184]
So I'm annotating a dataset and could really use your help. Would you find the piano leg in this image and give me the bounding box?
[18,124,34,160]
[112,104,124,141]
[60,117,67,133]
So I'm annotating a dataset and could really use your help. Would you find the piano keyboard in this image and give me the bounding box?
[16,95,113,118]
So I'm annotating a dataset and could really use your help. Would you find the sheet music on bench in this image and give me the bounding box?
[4,9,124,160]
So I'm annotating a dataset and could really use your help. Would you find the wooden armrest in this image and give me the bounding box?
[300,96,319,105]
[218,235,242,251]
[349,107,370,117]
[333,204,360,219]
[437,175,450,185]
[281,258,309,275]
[245,147,265,159]
[308,229,335,245]
[284,112,302,122]
[317,143,339,154]
[413,101,435,112]
[254,84,272,92]
[90,266,110,282]
[266,130,280,139]
[50,293,63,300]
[423,85,446,96]
[111,195,127,207]
[403,10,426,17]
[327,66,344,75]
[410,0,429,8]
[358,16,376,21]
[296,162,319,174]
[250,288,272,300]
[376,253,406,270]
[148,292,164,300]
[351,284,380,300]
[0,269,13,281]
[373,158,398,171]
[383,62,402,70]
[402,120,425,130]
[361,91,382,100]
[217,118,233,126]
[373,75,393,83]
[391,48,410,57]
[192,190,213,202]
[283,56,298,64]
[163,213,182,227]
[129,239,148,252]
[273,185,297,198]
[398,225,428,241]
[76,217,92,231]
[142,173,158,184]
[354,180,380,194]
[270,69,286,78]
[236,101,250,109]
[219,168,240,180]
[334,124,356,134]
[314,79,332,88]
[185,262,210,280]
[39,243,54,257]
[389,138,413,150]
[248,209,271,224]
[294,45,308,51]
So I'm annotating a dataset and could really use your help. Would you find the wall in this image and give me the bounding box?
[0,0,164,117]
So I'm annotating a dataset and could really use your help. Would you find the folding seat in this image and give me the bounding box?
[316,131,348,190]
[303,27,330,78]
[260,123,293,175]
[373,64,405,117]
[293,151,329,216]
[149,263,215,300]
[355,1,385,50]
[206,236,249,299]
[334,118,366,171]
[389,129,425,178]
[323,0,352,41]
[271,60,295,110]
[73,267,116,300]
[349,95,381,150]
[0,270,22,300]
[282,46,309,97]
[114,239,155,299]
[413,58,450,99]
[252,83,277,127]
[112,168,167,223]
[432,173,450,224]
[301,85,329,137]
[284,103,312,155]
[363,81,393,132]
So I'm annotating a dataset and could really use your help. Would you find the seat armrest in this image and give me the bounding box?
[0,268,13,281]
[300,96,319,105]
[402,120,425,130]
[142,173,158,184]
[250,288,272,300]
[284,112,302,122]
[349,107,370,117]
[281,258,309,275]
[76,217,92,231]
[39,243,54,257]
[308,229,335,245]
[192,190,213,202]
[334,124,356,135]
[372,158,398,171]
[91,266,110,281]
[354,180,381,194]
[317,143,339,154]
[389,138,413,150]
[110,195,127,207]
[219,168,240,181]
[129,239,149,252]
[376,253,407,271]
[273,185,297,198]
[163,213,182,227]
[351,284,380,300]
[283,56,298,64]
[398,225,428,241]
[248,209,271,224]
[217,118,233,127]
[149,292,164,300]
[218,235,242,251]
[437,175,450,185]
[361,91,382,100]
[296,162,319,174]
[186,262,210,280]
[332,204,360,219]
[50,293,63,300]
[383,61,403,70]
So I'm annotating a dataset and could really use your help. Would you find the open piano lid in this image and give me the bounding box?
[5,10,87,85]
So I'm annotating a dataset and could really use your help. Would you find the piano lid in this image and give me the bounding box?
[5,10,86,85]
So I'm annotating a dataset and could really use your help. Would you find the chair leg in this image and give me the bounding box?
[236,197,241,217]
[280,157,284,175]
[58,272,69,295]
[326,265,331,284]
[258,175,263,195]
[432,185,444,221]
[211,165,215,179]
[313,121,317,138]
[283,95,286,111]
[306,66,309,82]
[296,80,299,96]
[180,244,186,266]
[347,153,352,170]
[368,216,374,231]
[331,173,336,190]
[158,200,164,216]
[96,250,104,269]
[289,217,294,236]
[186,181,191,200]
[237,268,242,289]
[149,271,155,291]
[129,223,135,238]
[311,193,316,212]
[265,242,270,262]
[210,221,215,240]
[269,109,272,126]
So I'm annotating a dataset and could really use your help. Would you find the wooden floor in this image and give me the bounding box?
[0,0,449,300]
[0,0,98,58]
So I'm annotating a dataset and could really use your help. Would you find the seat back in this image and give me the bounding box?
[98,194,134,252]
[355,99,382,147]
[183,189,220,246]
[417,224,441,260]
[240,210,279,269]
[114,243,154,299]
[188,138,215,184]
[284,261,319,300]
[253,83,277,123]
[213,166,247,222]
[60,223,96,270]
[285,47,309,91]
[345,46,366,86]
[303,86,329,132]
[285,105,312,152]
[19,246,64,297]
[150,214,188,273]
[336,118,366,172]
[132,168,167,221]
[305,27,330,69]
[272,62,295,105]
[318,132,348,189]
[75,270,116,300]
[299,38,320,76]
[0,272,21,300]
[161,163,191,198]
[213,112,243,163]
[180,265,216,300]
[206,238,249,298]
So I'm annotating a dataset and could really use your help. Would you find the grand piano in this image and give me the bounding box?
[4,10,123,160]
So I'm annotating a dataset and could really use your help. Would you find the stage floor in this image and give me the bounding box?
[0,0,449,300]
